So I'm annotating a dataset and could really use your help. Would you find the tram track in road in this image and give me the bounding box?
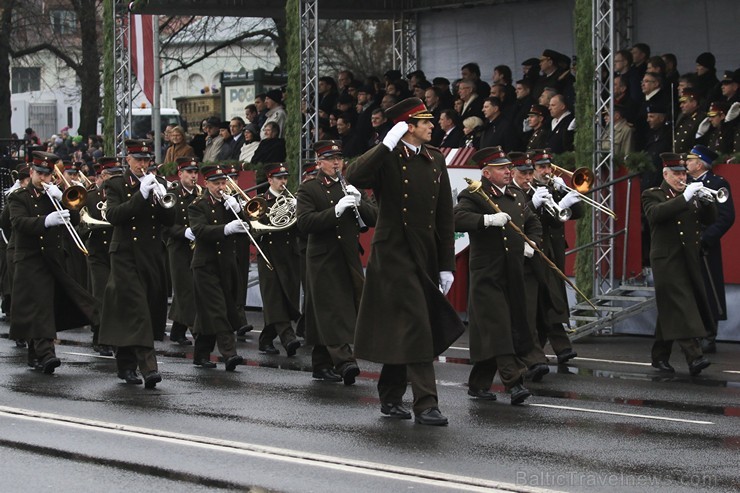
[0,405,559,493]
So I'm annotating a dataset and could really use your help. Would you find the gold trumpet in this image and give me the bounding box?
[546,164,617,220]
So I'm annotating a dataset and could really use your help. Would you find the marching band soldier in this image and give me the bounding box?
[642,153,715,375]
[255,163,301,356]
[7,151,99,373]
[346,97,465,426]
[454,147,540,404]
[296,140,377,384]
[98,140,176,389]
[165,157,201,346]
[295,160,319,339]
[188,165,246,370]
[83,157,119,356]
[226,164,253,337]
[685,145,735,353]
[507,151,551,381]
[1,164,31,346]
[529,150,582,364]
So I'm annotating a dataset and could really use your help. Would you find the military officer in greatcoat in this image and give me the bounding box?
[226,164,253,337]
[7,151,99,373]
[525,104,550,151]
[83,157,119,356]
[165,157,201,346]
[0,164,31,347]
[685,145,735,353]
[188,165,246,370]
[507,151,551,382]
[295,160,318,339]
[454,147,541,404]
[674,88,703,153]
[98,140,176,389]
[642,153,716,375]
[346,97,466,426]
[296,140,377,384]
[255,163,301,356]
[529,150,583,364]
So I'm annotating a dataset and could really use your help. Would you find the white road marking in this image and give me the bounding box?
[529,403,714,425]
[723,371,740,374]
[0,405,559,493]
[61,352,114,359]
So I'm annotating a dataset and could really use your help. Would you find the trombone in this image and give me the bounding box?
[42,180,89,256]
[52,163,87,211]
[680,182,729,204]
[222,175,274,271]
[546,164,617,220]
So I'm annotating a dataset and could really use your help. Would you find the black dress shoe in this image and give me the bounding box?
[651,360,675,373]
[144,371,162,389]
[467,388,497,400]
[94,345,114,357]
[525,363,550,382]
[193,360,217,369]
[259,345,280,355]
[556,348,578,364]
[15,339,27,348]
[285,340,301,357]
[341,363,360,386]
[312,368,342,382]
[171,337,193,346]
[236,324,253,336]
[414,408,449,426]
[689,356,710,376]
[40,357,61,375]
[380,402,411,419]
[118,369,143,384]
[509,383,532,405]
[224,355,244,371]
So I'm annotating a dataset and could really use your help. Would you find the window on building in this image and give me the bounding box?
[50,9,77,35]
[12,67,41,93]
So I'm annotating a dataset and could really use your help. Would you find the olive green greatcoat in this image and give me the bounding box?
[296,171,377,346]
[345,143,465,364]
[255,189,301,326]
[0,203,13,298]
[528,179,584,325]
[454,179,541,361]
[189,191,245,335]
[8,184,99,340]
[82,186,112,304]
[98,171,175,348]
[165,182,199,326]
[642,181,717,340]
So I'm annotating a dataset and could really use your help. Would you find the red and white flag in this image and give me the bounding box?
[129,14,155,105]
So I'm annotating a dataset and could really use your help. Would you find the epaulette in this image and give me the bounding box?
[646,187,661,192]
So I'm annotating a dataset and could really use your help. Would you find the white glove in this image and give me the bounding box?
[139,175,157,200]
[531,186,551,209]
[224,194,241,213]
[345,184,362,206]
[552,176,567,192]
[524,242,535,258]
[682,182,703,202]
[5,179,21,195]
[184,227,195,241]
[726,102,740,122]
[334,195,356,217]
[382,121,409,151]
[696,117,711,138]
[558,190,581,210]
[439,271,454,295]
[43,183,63,202]
[224,219,246,236]
[44,209,70,228]
[483,212,510,227]
[522,119,532,132]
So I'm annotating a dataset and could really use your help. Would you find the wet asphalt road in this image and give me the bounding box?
[0,317,738,493]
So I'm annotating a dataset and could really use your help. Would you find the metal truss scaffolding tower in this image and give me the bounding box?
[113,0,132,153]
[300,0,319,165]
[592,0,632,296]
[392,12,418,76]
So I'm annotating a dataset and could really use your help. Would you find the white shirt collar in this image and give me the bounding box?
[401,140,420,155]
[551,110,572,130]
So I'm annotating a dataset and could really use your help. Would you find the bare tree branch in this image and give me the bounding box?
[11,43,81,72]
